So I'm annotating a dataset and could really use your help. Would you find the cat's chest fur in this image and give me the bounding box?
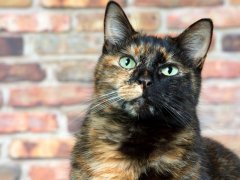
[82,114,198,179]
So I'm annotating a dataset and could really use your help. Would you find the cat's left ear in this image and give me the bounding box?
[103,1,136,51]
[177,19,213,70]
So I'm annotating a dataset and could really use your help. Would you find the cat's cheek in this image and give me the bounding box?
[118,84,142,101]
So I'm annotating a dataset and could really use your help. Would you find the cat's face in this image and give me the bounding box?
[93,2,213,126]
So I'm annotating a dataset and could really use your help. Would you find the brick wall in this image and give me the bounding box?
[0,0,239,179]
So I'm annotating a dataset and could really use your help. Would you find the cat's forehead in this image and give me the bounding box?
[126,36,173,62]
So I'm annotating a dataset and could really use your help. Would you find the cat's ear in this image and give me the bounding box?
[103,1,136,50]
[177,19,213,69]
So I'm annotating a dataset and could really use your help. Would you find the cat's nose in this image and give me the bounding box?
[137,76,152,88]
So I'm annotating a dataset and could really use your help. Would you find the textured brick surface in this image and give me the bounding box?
[202,60,240,78]
[9,85,93,107]
[0,0,31,7]
[0,14,70,32]
[201,82,240,104]
[0,112,57,133]
[76,11,160,32]
[0,1,239,179]
[9,138,74,159]
[134,0,223,7]
[0,165,21,180]
[0,63,45,82]
[29,163,70,180]
[0,37,23,56]
[33,34,103,55]
[41,0,125,8]
[168,7,240,29]
[67,109,86,133]
[222,34,240,52]
[56,60,96,82]
[199,105,240,130]
[230,0,240,4]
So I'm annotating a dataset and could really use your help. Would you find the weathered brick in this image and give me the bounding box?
[0,0,31,7]
[199,105,240,131]
[0,112,57,133]
[0,91,3,107]
[0,165,21,180]
[67,109,86,132]
[0,63,45,82]
[201,82,240,104]
[205,134,240,155]
[168,7,240,29]
[230,0,240,4]
[0,14,70,32]
[75,12,104,32]
[41,0,125,8]
[76,11,160,32]
[134,0,223,7]
[33,34,103,55]
[9,85,93,107]
[129,11,160,32]
[9,138,74,159]
[222,34,240,52]
[56,60,96,82]
[0,37,23,56]
[29,163,70,180]
[202,60,240,78]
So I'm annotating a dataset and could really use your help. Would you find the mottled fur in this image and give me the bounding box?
[71,1,240,179]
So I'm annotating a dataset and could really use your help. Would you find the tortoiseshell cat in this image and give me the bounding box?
[71,1,240,179]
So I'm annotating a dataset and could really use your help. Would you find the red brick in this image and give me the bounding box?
[29,163,70,180]
[168,7,240,29]
[0,112,57,133]
[0,37,23,56]
[134,0,223,7]
[222,34,240,52]
[67,109,86,132]
[202,60,240,78]
[0,63,45,82]
[129,11,160,32]
[75,12,103,32]
[76,11,160,32]
[230,0,240,4]
[41,0,125,8]
[9,138,74,159]
[56,60,96,82]
[0,14,70,32]
[205,134,240,155]
[201,82,240,104]
[9,85,93,107]
[0,165,21,180]
[33,34,103,55]
[0,92,3,107]
[199,105,240,131]
[0,0,31,7]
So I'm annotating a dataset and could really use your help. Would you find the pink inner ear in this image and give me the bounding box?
[104,1,136,45]
[177,19,213,64]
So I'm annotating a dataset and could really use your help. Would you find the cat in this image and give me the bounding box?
[70,1,240,179]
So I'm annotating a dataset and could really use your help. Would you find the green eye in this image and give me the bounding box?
[161,66,179,76]
[119,57,136,69]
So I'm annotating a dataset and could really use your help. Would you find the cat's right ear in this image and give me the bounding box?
[176,19,213,70]
[103,1,136,51]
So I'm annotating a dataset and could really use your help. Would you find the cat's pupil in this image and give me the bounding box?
[125,58,130,66]
[168,67,173,74]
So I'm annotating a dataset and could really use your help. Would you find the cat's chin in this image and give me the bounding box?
[122,97,155,117]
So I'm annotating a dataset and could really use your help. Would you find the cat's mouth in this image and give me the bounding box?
[121,96,155,116]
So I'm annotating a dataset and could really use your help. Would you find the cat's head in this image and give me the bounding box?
[93,1,213,127]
